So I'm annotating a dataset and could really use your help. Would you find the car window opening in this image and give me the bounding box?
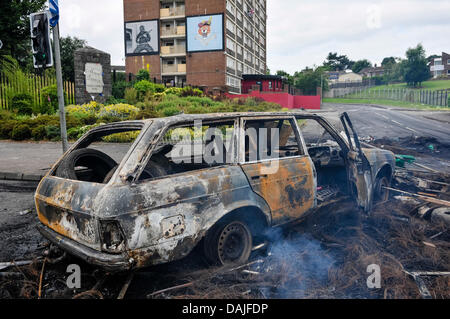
[138,120,237,182]
[53,128,142,184]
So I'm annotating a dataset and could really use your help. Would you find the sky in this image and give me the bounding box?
[58,0,450,74]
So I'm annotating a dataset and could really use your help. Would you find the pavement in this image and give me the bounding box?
[0,103,449,181]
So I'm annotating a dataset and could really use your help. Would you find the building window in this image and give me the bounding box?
[226,20,236,33]
[448,59,450,65]
[226,37,235,52]
[227,57,236,70]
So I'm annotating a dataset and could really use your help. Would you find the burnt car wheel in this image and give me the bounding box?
[374,176,390,203]
[204,219,253,266]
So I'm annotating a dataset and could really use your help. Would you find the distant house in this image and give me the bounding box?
[360,65,385,78]
[430,52,450,78]
[325,71,363,84]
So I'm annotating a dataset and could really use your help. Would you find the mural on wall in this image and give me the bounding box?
[186,14,224,52]
[125,20,159,56]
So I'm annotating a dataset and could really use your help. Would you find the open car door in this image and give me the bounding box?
[340,112,373,212]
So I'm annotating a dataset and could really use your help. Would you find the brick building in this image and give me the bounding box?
[429,52,450,79]
[123,0,267,93]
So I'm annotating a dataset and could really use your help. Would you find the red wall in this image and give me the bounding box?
[227,91,321,110]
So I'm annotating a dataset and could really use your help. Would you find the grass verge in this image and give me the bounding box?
[323,98,450,111]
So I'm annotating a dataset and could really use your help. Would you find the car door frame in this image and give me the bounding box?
[237,115,317,226]
[293,113,373,212]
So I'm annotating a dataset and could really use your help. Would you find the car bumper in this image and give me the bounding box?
[37,224,132,272]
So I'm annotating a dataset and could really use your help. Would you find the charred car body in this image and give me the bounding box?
[35,112,395,271]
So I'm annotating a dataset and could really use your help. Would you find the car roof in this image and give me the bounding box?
[142,111,319,124]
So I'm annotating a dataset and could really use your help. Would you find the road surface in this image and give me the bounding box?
[322,103,450,142]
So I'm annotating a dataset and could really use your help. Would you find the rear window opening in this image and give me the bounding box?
[53,127,143,183]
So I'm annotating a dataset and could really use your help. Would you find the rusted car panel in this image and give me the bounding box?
[242,156,316,225]
[35,112,395,271]
[35,177,103,249]
[92,165,271,269]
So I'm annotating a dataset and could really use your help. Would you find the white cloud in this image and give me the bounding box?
[56,0,450,72]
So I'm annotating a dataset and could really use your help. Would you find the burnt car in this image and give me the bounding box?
[35,112,395,271]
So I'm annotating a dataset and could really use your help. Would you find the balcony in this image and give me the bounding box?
[160,26,186,38]
[162,64,187,75]
[160,7,185,19]
[161,45,186,57]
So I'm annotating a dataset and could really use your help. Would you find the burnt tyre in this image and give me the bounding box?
[374,176,390,203]
[204,219,253,266]
[56,148,117,183]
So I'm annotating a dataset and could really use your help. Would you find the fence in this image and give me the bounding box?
[0,73,75,110]
[329,79,375,89]
[335,86,450,107]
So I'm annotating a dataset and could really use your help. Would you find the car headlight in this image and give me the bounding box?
[99,220,126,254]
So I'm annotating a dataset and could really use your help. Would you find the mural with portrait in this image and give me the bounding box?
[186,14,224,53]
[125,20,159,56]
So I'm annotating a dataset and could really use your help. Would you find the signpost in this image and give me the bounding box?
[49,0,68,153]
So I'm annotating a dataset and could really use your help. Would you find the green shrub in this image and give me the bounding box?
[124,88,138,105]
[164,87,183,96]
[180,86,203,97]
[0,110,14,121]
[136,69,150,82]
[11,124,31,140]
[0,120,17,139]
[67,127,82,140]
[112,80,131,100]
[39,85,58,114]
[98,103,140,119]
[11,93,33,115]
[31,125,47,140]
[448,95,450,108]
[66,115,83,129]
[45,125,60,140]
[162,106,182,117]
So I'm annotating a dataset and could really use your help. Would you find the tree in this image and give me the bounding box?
[293,67,328,95]
[403,44,430,87]
[0,0,47,69]
[352,59,372,73]
[275,70,294,85]
[60,36,87,81]
[381,57,396,67]
[323,52,354,71]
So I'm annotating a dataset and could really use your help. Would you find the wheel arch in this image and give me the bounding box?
[375,164,393,181]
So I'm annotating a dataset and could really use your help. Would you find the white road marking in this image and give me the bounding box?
[405,127,419,133]
[392,120,402,126]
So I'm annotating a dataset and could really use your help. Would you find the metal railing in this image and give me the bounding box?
[334,86,450,107]
[160,7,185,18]
[162,64,187,74]
[161,26,186,37]
[161,45,186,55]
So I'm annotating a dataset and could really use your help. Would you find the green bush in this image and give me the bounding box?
[0,120,17,139]
[448,95,450,108]
[11,124,31,140]
[162,106,182,117]
[39,85,58,114]
[180,86,203,97]
[136,69,150,82]
[31,125,47,140]
[45,125,60,140]
[67,127,82,140]
[112,80,131,100]
[11,93,33,115]
[124,88,138,105]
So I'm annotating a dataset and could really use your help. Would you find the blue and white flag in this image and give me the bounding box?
[49,0,59,27]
